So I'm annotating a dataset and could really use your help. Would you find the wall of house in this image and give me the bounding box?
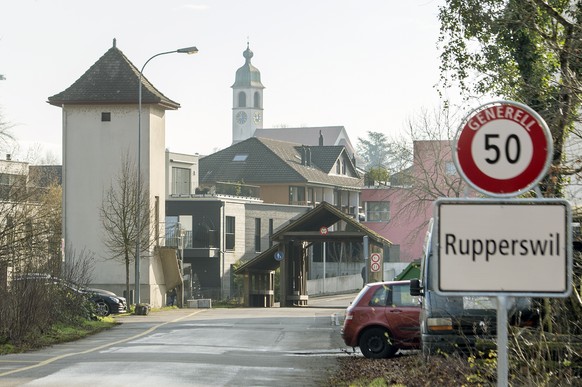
[242,203,310,261]
[261,184,290,204]
[222,201,246,298]
[165,151,199,198]
[63,104,167,307]
[362,186,431,262]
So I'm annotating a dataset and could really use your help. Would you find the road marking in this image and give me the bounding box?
[0,310,205,377]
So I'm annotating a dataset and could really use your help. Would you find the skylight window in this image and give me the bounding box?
[233,154,248,162]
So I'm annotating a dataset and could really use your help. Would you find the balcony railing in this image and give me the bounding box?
[196,181,261,199]
[165,228,219,249]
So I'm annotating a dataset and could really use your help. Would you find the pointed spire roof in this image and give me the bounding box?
[231,43,265,89]
[48,39,180,109]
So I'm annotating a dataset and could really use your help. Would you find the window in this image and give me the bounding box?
[391,284,417,307]
[225,216,235,250]
[254,218,261,252]
[336,161,341,174]
[238,91,246,107]
[233,154,248,162]
[366,201,390,222]
[172,167,191,195]
[101,112,111,122]
[445,161,457,175]
[369,286,389,306]
[289,186,306,205]
[254,92,261,108]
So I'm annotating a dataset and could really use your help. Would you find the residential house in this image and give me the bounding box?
[166,137,366,299]
[199,136,362,214]
[362,140,473,263]
[166,150,310,299]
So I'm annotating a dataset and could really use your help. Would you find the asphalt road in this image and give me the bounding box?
[0,292,359,387]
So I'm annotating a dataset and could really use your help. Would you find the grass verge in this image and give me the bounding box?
[0,317,118,355]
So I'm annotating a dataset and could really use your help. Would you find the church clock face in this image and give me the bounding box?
[253,112,262,124]
[236,111,248,125]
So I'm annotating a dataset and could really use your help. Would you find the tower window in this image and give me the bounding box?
[254,92,261,108]
[101,112,111,122]
[238,91,246,107]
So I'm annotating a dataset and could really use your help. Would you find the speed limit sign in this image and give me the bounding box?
[454,101,552,197]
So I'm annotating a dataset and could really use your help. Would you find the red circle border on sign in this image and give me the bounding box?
[456,102,551,196]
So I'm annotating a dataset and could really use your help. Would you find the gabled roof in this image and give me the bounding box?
[254,126,356,155]
[271,201,391,245]
[199,137,363,189]
[48,40,180,109]
[234,202,391,275]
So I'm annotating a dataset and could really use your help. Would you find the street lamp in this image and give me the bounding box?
[135,45,198,305]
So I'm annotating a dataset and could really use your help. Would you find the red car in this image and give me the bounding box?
[341,280,421,358]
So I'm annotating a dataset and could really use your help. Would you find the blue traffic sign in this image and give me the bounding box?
[274,251,284,261]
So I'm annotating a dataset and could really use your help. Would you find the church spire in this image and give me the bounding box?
[231,43,265,144]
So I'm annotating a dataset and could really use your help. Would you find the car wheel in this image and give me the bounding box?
[358,328,397,359]
[95,301,110,316]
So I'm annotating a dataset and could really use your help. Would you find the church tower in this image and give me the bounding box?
[232,43,264,144]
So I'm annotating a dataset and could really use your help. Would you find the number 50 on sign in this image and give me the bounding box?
[454,100,552,197]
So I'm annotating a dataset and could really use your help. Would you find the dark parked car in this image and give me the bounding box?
[11,274,127,317]
[84,288,127,316]
[341,280,421,358]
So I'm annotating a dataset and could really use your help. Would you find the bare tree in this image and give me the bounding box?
[100,154,155,300]
[0,158,71,344]
[0,163,61,275]
[0,107,14,154]
[377,106,475,245]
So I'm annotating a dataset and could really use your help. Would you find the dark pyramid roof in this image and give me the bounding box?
[199,137,362,189]
[48,41,180,109]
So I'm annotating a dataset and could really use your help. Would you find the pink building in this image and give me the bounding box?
[362,140,473,262]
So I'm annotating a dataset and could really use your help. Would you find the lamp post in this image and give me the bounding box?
[135,45,198,305]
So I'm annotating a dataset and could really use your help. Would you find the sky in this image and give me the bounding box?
[0,0,447,164]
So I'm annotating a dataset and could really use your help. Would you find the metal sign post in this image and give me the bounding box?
[497,295,509,387]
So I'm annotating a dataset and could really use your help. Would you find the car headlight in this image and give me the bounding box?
[109,297,119,303]
[427,317,453,331]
